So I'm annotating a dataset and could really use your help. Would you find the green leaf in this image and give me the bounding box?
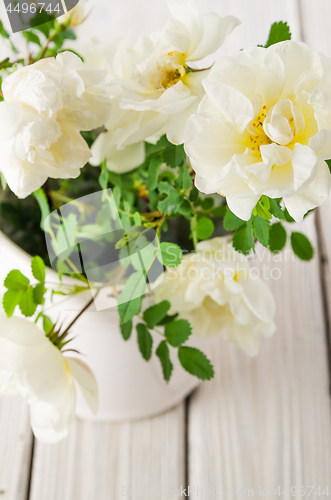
[158,182,185,215]
[143,301,171,329]
[284,208,295,223]
[3,289,23,317]
[253,216,270,247]
[33,283,46,305]
[200,197,214,211]
[0,20,10,39]
[291,232,314,261]
[223,210,246,230]
[0,172,7,189]
[175,165,192,191]
[52,29,76,50]
[43,315,54,335]
[133,212,142,226]
[117,272,147,323]
[196,217,214,240]
[31,256,46,282]
[160,242,183,267]
[107,171,123,189]
[118,296,144,327]
[113,185,121,208]
[260,195,270,209]
[178,346,214,380]
[265,21,292,48]
[120,320,133,341]
[163,142,186,168]
[4,270,29,290]
[268,198,286,220]
[269,223,287,253]
[253,201,272,220]
[211,205,227,217]
[158,313,179,325]
[19,287,37,317]
[33,189,51,232]
[99,162,108,189]
[189,186,200,203]
[156,341,173,382]
[58,48,84,62]
[178,199,195,218]
[148,155,162,191]
[137,323,153,361]
[121,200,132,228]
[326,159,331,174]
[232,220,255,255]
[159,171,176,183]
[22,30,41,46]
[165,319,192,347]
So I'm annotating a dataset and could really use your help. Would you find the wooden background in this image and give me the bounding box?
[0,0,331,498]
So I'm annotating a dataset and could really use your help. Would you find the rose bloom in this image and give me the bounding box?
[89,0,240,172]
[154,237,276,356]
[0,52,111,198]
[0,315,97,443]
[184,41,331,222]
[58,0,89,27]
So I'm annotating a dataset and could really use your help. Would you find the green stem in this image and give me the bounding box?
[61,289,100,335]
[190,216,198,250]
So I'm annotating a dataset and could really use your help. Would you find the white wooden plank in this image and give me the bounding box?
[188,0,331,495]
[0,396,33,500]
[299,0,331,348]
[30,404,185,500]
[189,215,331,493]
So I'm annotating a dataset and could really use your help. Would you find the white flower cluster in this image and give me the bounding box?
[0,51,111,198]
[88,0,240,172]
[0,315,97,443]
[2,0,331,443]
[155,237,276,356]
[184,41,331,222]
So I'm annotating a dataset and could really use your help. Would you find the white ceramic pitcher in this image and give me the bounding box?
[0,232,209,421]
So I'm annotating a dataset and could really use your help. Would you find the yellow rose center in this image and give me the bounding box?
[244,99,308,161]
[247,105,272,152]
[150,51,187,90]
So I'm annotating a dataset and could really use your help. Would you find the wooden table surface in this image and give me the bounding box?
[1,1,331,499]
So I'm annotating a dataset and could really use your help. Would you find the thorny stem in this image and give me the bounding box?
[61,289,100,336]
[38,30,59,60]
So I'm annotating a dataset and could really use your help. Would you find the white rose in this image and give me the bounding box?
[58,0,89,27]
[154,237,276,356]
[90,130,145,174]
[0,315,98,443]
[0,52,111,198]
[184,41,331,222]
[88,0,239,172]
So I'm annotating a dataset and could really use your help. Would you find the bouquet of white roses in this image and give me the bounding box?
[0,0,330,442]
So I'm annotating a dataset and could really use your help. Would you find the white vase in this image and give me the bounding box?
[0,232,210,422]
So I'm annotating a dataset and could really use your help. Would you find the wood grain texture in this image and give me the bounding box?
[30,404,185,500]
[187,1,331,496]
[189,216,331,493]
[0,397,33,500]
[299,0,331,352]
